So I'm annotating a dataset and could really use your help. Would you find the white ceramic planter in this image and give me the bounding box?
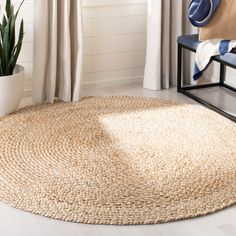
[0,65,24,116]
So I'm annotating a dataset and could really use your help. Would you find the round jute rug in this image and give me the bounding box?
[0,96,235,225]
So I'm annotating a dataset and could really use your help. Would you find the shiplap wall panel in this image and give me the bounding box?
[83,51,146,73]
[82,0,147,85]
[84,33,146,55]
[83,16,147,37]
[0,0,148,94]
[83,0,147,7]
[207,63,236,87]
[83,4,147,19]
[82,67,145,83]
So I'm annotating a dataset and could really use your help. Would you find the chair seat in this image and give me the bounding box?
[177,34,200,51]
[177,34,236,68]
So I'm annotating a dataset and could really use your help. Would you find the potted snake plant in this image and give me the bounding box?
[0,0,24,116]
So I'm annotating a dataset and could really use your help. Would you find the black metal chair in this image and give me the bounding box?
[177,34,236,122]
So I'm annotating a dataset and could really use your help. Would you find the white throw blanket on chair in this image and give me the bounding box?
[194,39,236,80]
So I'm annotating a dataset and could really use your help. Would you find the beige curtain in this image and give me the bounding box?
[33,0,83,103]
[144,0,195,90]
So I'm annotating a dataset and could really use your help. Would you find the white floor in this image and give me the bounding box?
[1,83,236,236]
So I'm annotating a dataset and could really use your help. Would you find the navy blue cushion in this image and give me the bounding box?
[178,34,236,67]
[177,34,199,52]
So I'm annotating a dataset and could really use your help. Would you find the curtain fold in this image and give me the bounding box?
[144,0,193,91]
[33,0,83,103]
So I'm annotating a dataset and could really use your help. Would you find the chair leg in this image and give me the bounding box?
[177,44,183,93]
[219,63,226,86]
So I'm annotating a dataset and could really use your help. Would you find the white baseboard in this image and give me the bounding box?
[81,76,143,89]
[23,76,144,97]
[203,71,236,87]
[24,89,32,97]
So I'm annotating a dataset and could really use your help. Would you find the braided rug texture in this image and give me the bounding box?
[0,96,235,225]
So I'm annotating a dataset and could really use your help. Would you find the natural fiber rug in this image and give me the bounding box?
[0,96,235,225]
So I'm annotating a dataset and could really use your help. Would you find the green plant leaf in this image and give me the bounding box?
[2,20,11,75]
[0,25,4,43]
[8,19,24,75]
[9,12,16,55]
[0,39,3,60]
[15,0,25,20]
[2,15,7,27]
[0,0,24,76]
[0,58,3,76]
[5,0,12,19]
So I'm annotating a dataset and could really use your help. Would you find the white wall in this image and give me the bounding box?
[206,62,236,87]
[9,0,147,94]
[0,0,34,96]
[225,68,236,86]
[82,0,147,87]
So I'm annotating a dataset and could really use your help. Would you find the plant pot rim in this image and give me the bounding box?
[0,65,24,79]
